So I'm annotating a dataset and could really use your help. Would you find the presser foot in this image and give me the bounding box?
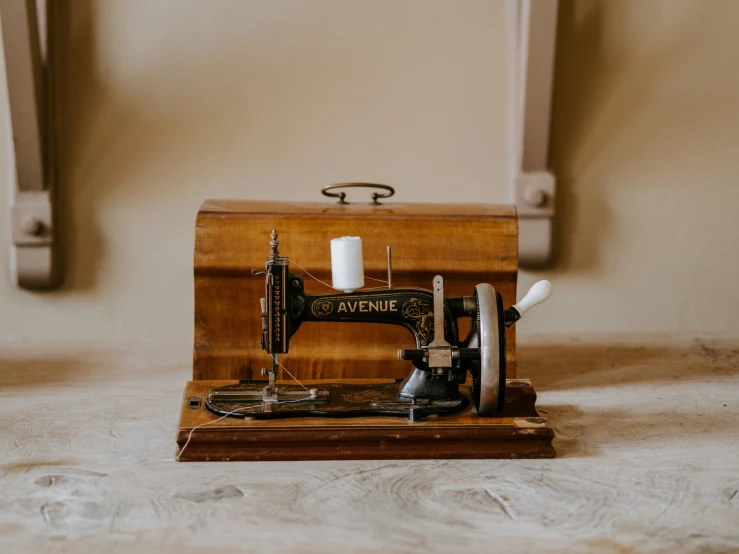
[205,382,466,421]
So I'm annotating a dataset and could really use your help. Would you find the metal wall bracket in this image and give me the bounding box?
[506,0,559,268]
[1,0,59,289]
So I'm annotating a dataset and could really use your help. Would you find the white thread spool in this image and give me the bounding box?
[330,236,364,292]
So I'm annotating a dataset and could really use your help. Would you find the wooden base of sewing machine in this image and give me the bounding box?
[176,379,555,461]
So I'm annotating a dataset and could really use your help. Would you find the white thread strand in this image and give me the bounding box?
[272,354,309,391]
[286,258,336,290]
[176,354,310,461]
[175,396,313,461]
[330,237,365,292]
[365,276,388,284]
[287,258,388,290]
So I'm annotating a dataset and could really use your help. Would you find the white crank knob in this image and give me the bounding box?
[513,280,553,317]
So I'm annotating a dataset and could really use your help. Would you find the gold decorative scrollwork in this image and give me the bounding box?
[401,298,434,345]
[311,299,335,317]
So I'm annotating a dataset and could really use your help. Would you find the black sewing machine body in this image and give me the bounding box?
[206,230,550,422]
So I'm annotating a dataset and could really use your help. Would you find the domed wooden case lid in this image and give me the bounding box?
[193,196,519,381]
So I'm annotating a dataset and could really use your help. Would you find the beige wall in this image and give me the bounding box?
[1,0,738,342]
[522,0,739,334]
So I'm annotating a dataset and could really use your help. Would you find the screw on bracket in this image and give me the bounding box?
[21,216,43,236]
[523,187,548,208]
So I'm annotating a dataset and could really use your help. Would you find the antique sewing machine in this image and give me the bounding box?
[204,230,552,422]
[177,191,556,461]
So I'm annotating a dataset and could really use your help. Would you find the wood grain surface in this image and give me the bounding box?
[193,200,518,381]
[1,335,739,553]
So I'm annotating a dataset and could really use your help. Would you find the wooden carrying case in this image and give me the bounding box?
[193,198,519,382]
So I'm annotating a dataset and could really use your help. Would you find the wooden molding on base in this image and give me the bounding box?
[176,379,555,461]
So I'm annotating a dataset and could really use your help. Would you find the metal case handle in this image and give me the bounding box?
[321,183,395,205]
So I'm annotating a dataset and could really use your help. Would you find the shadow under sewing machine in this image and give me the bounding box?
[177,185,555,461]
